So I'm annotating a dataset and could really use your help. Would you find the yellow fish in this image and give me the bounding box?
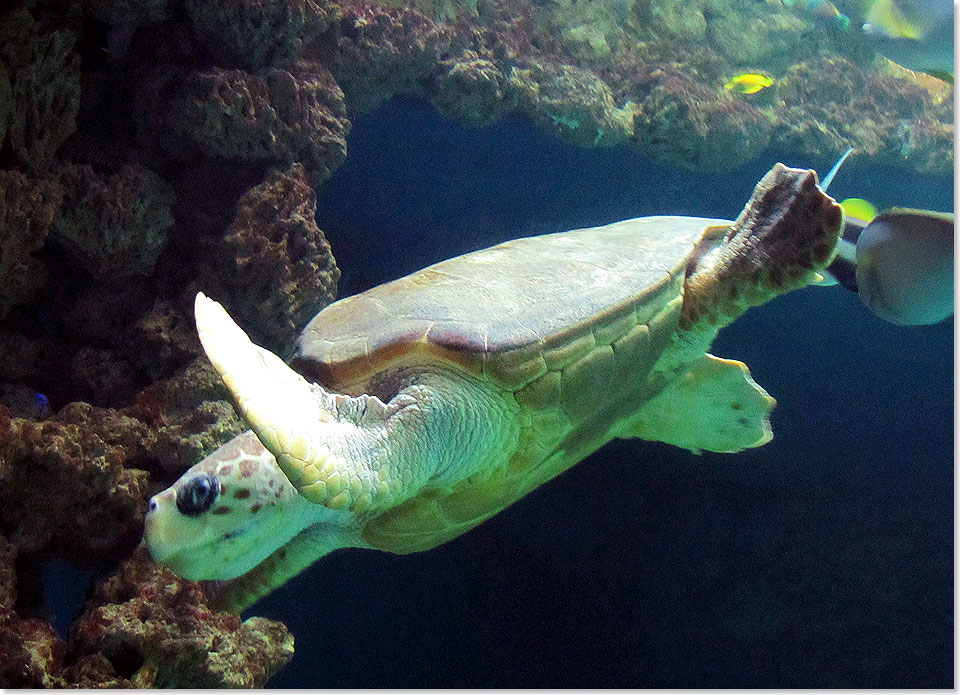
[723,73,775,94]
[860,0,953,81]
[840,197,879,223]
[863,0,923,39]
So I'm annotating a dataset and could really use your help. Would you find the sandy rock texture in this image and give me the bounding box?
[0,0,951,687]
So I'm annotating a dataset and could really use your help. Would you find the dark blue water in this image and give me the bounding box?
[247,97,953,688]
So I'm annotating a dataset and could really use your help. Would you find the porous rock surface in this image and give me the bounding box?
[0,170,62,320]
[185,0,341,70]
[69,547,294,688]
[0,6,81,173]
[0,0,951,687]
[214,162,340,353]
[163,62,350,186]
[52,163,175,281]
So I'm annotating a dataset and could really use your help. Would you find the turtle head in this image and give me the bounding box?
[145,430,324,581]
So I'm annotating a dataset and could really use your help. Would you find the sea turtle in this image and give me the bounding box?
[145,164,843,612]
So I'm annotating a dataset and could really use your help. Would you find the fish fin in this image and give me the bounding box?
[819,147,854,191]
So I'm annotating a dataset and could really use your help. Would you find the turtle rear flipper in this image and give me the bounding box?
[615,354,775,453]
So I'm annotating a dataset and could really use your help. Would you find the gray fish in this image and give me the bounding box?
[854,209,954,325]
[815,148,954,325]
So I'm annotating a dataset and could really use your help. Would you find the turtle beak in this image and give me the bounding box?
[143,491,179,564]
[143,491,216,581]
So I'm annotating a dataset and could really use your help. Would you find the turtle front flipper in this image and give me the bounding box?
[195,293,517,515]
[195,293,340,499]
[681,164,844,332]
[195,293,385,510]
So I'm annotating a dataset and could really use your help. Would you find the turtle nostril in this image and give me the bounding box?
[148,499,158,512]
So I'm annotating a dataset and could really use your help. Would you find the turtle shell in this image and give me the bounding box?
[294,215,729,401]
[293,215,731,553]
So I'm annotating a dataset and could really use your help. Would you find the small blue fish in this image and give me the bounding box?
[34,392,51,417]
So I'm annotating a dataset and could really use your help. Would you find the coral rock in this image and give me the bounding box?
[126,298,203,381]
[430,56,513,126]
[0,530,68,688]
[0,532,16,608]
[70,547,294,688]
[68,347,140,407]
[166,62,350,186]
[0,613,66,688]
[0,331,69,388]
[705,7,806,65]
[322,4,454,113]
[379,0,479,23]
[0,383,51,420]
[215,162,340,352]
[60,280,155,347]
[132,357,245,474]
[772,55,953,175]
[0,6,81,172]
[507,63,639,148]
[0,402,149,564]
[186,0,340,70]
[52,163,175,281]
[0,327,135,412]
[85,0,168,25]
[0,170,62,320]
[633,69,772,171]
[0,62,11,151]
[641,0,708,41]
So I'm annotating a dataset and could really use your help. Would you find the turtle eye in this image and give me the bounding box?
[176,474,221,516]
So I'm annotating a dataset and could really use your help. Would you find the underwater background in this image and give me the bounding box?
[259,96,955,688]
[0,0,952,688]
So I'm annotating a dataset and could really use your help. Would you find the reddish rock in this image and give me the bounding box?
[164,62,350,187]
[70,547,294,688]
[0,6,81,173]
[0,613,66,688]
[60,280,155,347]
[0,327,138,412]
[132,357,246,474]
[126,298,203,382]
[69,347,140,407]
[0,531,68,688]
[186,0,340,70]
[0,62,11,150]
[773,55,953,175]
[507,62,639,148]
[0,367,281,686]
[210,162,340,352]
[0,170,62,320]
[320,3,454,113]
[0,331,70,390]
[52,163,175,281]
[85,0,168,25]
[0,532,16,608]
[632,68,772,171]
[0,402,150,564]
[430,56,513,126]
